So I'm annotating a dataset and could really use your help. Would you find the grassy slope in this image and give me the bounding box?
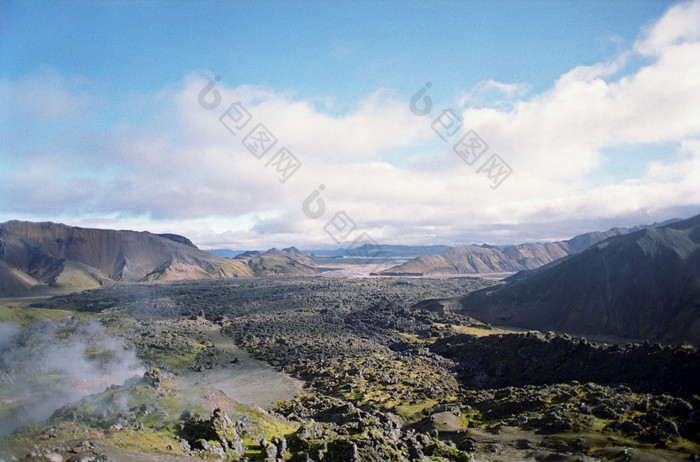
[0,301,80,326]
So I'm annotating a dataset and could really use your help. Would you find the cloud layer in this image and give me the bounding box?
[1,1,699,249]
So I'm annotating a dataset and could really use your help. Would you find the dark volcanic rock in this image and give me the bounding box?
[178,408,244,458]
[429,332,700,397]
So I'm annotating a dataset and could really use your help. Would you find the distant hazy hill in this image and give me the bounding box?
[239,246,321,276]
[209,244,453,266]
[207,249,246,258]
[418,214,700,346]
[310,244,452,259]
[380,226,645,275]
[0,221,321,296]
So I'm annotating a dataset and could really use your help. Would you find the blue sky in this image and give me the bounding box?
[1,1,672,101]
[1,0,699,249]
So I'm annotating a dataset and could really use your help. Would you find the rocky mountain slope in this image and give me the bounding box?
[419,214,700,346]
[0,221,321,296]
[380,225,645,275]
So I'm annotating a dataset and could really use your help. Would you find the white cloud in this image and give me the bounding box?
[636,0,700,56]
[457,3,700,184]
[459,80,533,109]
[0,68,92,121]
[177,74,432,164]
[1,2,700,249]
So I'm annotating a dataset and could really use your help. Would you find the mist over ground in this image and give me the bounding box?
[0,319,144,436]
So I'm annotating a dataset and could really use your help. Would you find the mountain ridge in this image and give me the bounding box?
[416,214,700,346]
[379,224,656,275]
[0,221,321,296]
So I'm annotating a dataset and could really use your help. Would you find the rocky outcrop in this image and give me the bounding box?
[179,408,244,459]
[430,332,700,397]
[279,395,474,462]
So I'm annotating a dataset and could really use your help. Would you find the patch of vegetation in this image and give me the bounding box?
[0,302,78,326]
[110,426,187,455]
[100,316,238,373]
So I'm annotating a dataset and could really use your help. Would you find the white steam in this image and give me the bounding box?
[0,319,145,436]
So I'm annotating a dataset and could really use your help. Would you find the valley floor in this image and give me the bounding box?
[1,277,698,461]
